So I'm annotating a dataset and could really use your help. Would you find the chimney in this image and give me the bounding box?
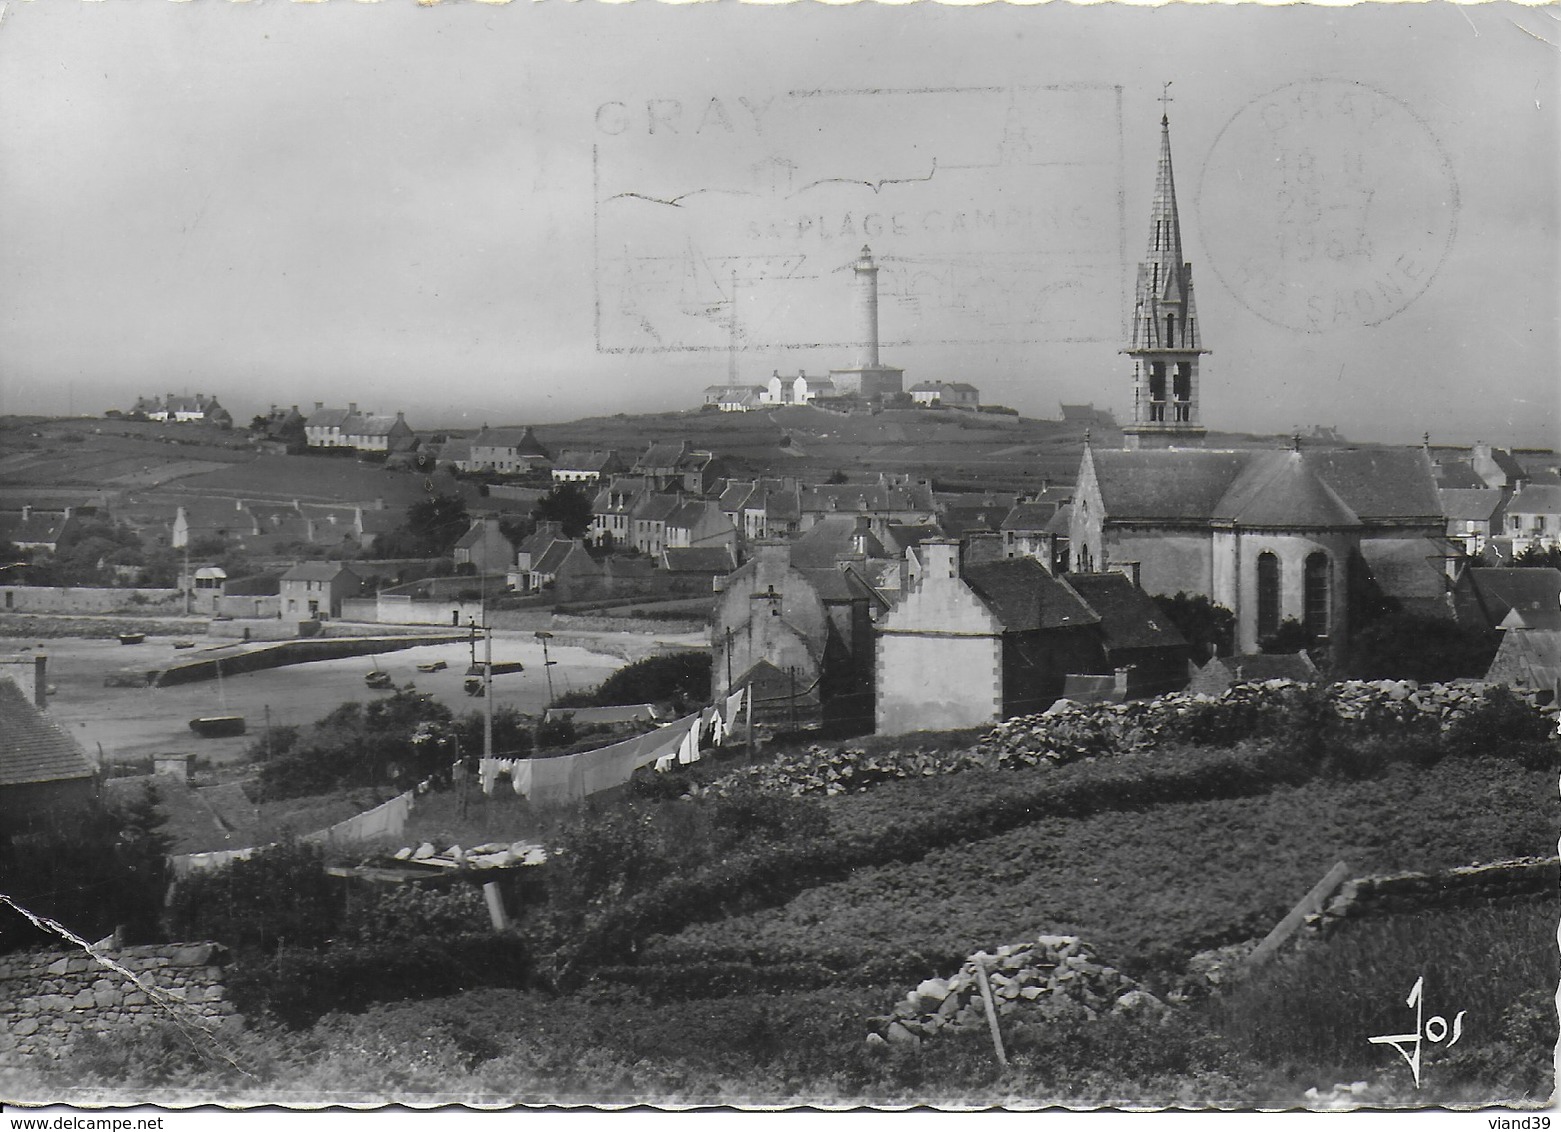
[315,401,324,411]
[921,538,960,580]
[348,402,358,416]
[33,653,47,709]
[851,515,873,557]
[153,753,194,783]
[20,505,29,522]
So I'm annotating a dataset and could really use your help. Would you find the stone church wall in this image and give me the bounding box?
[0,942,238,1062]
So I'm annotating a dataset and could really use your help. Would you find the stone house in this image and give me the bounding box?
[1063,571,1191,699]
[453,518,517,575]
[280,561,360,619]
[630,494,682,557]
[874,541,1104,734]
[908,381,981,410]
[551,450,625,484]
[304,403,414,451]
[664,500,740,554]
[467,426,553,475]
[710,541,883,731]
[1503,484,1561,555]
[1439,488,1507,559]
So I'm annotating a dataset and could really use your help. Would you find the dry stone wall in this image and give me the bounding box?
[0,942,238,1061]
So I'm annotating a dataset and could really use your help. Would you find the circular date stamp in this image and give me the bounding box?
[1196,79,1459,335]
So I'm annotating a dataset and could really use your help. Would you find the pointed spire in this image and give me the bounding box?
[1147,113,1184,271]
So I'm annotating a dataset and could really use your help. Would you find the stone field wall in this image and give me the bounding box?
[0,942,237,1061]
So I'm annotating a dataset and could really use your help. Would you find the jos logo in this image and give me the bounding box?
[1368,975,1466,1088]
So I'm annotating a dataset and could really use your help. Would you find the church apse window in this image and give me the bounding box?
[1304,552,1330,639]
[1257,552,1281,639]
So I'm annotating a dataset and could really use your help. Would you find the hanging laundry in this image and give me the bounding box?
[479,758,503,795]
[726,687,747,735]
[510,759,533,798]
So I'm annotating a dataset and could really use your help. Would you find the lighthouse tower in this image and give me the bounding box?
[830,245,904,400]
[852,245,880,369]
[1121,107,1209,449]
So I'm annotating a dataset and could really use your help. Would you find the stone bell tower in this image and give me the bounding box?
[1122,101,1209,449]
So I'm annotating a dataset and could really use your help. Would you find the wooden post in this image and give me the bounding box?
[1247,861,1352,968]
[482,881,511,931]
[972,956,1008,1067]
[745,685,755,754]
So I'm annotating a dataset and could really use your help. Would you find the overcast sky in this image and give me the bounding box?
[0,1,1555,448]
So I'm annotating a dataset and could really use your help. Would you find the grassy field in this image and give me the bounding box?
[643,756,1557,982]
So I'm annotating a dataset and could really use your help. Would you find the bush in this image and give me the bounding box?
[228,933,531,1029]
[552,651,712,711]
[167,840,338,952]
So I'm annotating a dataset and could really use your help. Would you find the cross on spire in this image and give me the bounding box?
[1159,82,1173,123]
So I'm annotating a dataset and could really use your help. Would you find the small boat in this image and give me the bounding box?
[189,715,246,738]
[172,640,196,650]
[118,633,145,645]
[416,660,448,673]
[365,670,393,689]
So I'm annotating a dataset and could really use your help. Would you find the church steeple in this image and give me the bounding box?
[1123,94,1209,449]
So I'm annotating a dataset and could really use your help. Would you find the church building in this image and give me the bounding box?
[1069,106,1452,659]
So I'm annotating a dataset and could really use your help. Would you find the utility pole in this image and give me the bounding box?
[483,618,494,760]
[535,630,556,707]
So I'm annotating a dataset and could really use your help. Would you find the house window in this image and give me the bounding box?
[1537,516,1548,533]
[1257,551,1281,639]
[1303,552,1329,639]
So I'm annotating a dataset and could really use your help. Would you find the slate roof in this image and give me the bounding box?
[553,449,619,472]
[882,522,944,554]
[1454,567,1561,632]
[631,494,682,523]
[663,546,738,574]
[797,564,884,607]
[1,511,72,546]
[103,775,259,856]
[666,500,723,531]
[1486,628,1561,693]
[305,407,353,429]
[1044,504,1073,536]
[788,515,887,567]
[1090,447,1442,525]
[472,426,550,457]
[1212,452,1361,528]
[962,558,1098,633]
[1089,449,1252,521]
[281,561,359,583]
[1303,449,1443,520]
[635,442,689,472]
[1508,484,1561,515]
[1357,536,1459,614]
[1065,572,1188,652]
[531,539,583,577]
[0,679,96,788]
[1000,502,1058,532]
[1433,458,1485,489]
[1198,653,1317,684]
[1440,488,1507,523]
